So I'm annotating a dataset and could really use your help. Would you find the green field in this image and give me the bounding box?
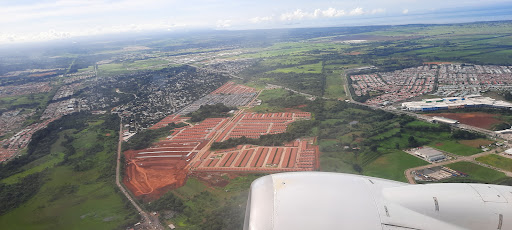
[429,140,482,156]
[248,88,289,113]
[445,161,508,183]
[476,154,512,172]
[0,114,137,229]
[323,69,346,99]
[270,62,323,74]
[162,175,263,229]
[363,150,429,182]
[0,92,51,110]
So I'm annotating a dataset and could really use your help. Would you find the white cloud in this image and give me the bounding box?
[250,16,273,23]
[280,7,378,21]
[370,8,386,14]
[349,7,365,16]
[280,9,308,21]
[319,8,345,17]
[216,20,232,28]
[403,9,409,14]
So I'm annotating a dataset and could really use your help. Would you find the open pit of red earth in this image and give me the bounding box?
[426,112,502,129]
[123,150,189,201]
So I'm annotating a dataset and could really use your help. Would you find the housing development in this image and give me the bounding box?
[123,82,319,198]
[350,64,512,106]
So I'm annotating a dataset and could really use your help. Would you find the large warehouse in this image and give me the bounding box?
[414,147,446,162]
[402,95,512,111]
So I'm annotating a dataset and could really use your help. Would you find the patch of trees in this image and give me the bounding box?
[265,92,308,108]
[0,171,45,215]
[123,123,185,151]
[103,114,120,131]
[0,112,91,180]
[211,120,318,150]
[492,122,511,131]
[187,103,234,122]
[408,136,420,148]
[147,192,184,212]
[452,130,485,140]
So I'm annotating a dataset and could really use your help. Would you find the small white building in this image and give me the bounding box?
[432,116,459,124]
[415,147,446,162]
[504,148,512,156]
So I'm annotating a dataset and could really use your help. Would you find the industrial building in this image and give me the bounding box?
[414,147,446,162]
[401,95,512,111]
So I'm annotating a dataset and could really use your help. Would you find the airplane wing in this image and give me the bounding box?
[244,172,512,230]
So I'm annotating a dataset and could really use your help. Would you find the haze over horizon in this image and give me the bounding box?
[1,0,512,44]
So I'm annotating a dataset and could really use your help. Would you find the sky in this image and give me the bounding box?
[1,0,512,44]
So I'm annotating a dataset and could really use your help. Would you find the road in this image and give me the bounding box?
[404,148,512,184]
[115,118,164,230]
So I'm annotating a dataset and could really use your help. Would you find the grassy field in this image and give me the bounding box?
[0,115,137,229]
[459,139,495,148]
[165,174,263,229]
[0,92,51,110]
[429,140,482,156]
[476,154,512,172]
[1,152,64,184]
[363,150,429,182]
[270,62,322,74]
[323,68,346,99]
[445,161,508,183]
[248,88,289,113]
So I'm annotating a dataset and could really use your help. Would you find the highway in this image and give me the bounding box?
[116,118,164,230]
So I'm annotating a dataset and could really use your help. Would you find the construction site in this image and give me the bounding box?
[123,82,320,199]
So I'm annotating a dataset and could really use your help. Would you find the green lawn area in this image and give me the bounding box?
[0,167,135,230]
[1,152,64,184]
[445,161,508,183]
[476,154,512,172]
[0,92,51,110]
[429,140,482,156]
[323,70,346,99]
[269,62,323,74]
[248,88,288,113]
[363,150,429,182]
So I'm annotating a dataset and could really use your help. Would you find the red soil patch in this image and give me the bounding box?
[105,133,111,136]
[426,112,502,129]
[435,143,444,146]
[348,52,361,55]
[123,150,189,201]
[27,71,57,77]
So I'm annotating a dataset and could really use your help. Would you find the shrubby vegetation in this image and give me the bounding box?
[0,172,45,215]
[451,129,485,140]
[187,103,234,122]
[122,123,185,151]
[0,112,91,180]
[147,192,184,212]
